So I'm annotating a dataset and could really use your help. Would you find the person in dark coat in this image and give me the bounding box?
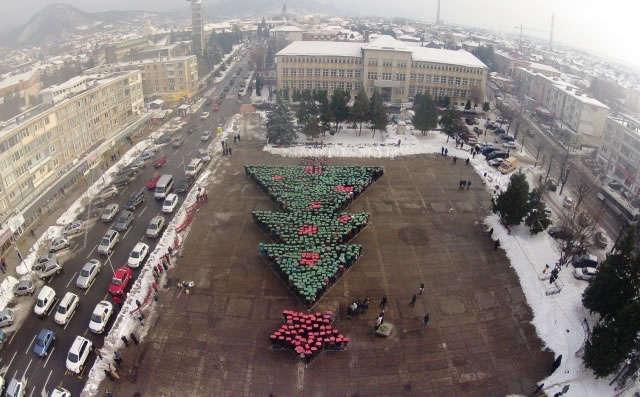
[423,313,430,327]
[418,283,424,295]
[409,294,417,306]
[380,295,387,309]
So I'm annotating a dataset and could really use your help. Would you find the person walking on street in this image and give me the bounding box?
[441,146,444,155]
[452,156,457,164]
[423,313,430,327]
[409,294,417,306]
[494,239,500,250]
[418,283,424,295]
[229,147,232,156]
[466,180,472,189]
[0,257,6,274]
[444,148,448,156]
[380,295,387,310]
[465,158,470,165]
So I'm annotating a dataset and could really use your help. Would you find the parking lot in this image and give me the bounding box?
[104,138,554,396]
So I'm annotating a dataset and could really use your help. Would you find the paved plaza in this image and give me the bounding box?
[107,137,553,396]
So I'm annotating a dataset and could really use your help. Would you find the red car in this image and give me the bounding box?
[153,156,167,168]
[108,266,134,304]
[212,103,220,112]
[146,174,161,190]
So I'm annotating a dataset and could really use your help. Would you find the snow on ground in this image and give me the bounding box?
[214,44,243,84]
[0,276,18,311]
[82,115,239,396]
[264,126,614,396]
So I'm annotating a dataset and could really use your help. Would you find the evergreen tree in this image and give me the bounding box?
[438,96,451,108]
[584,302,640,377]
[412,93,438,136]
[582,253,639,319]
[440,107,461,142]
[524,188,552,234]
[482,102,491,112]
[494,173,530,225]
[464,100,472,110]
[351,87,369,135]
[319,96,333,136]
[368,91,388,137]
[330,89,350,133]
[266,99,297,145]
[255,74,263,97]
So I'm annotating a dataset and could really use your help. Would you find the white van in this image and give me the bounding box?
[154,174,174,200]
[185,158,203,178]
[54,292,79,325]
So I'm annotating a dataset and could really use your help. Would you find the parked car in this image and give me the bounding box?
[171,136,185,148]
[162,194,179,213]
[481,146,499,156]
[13,278,34,296]
[594,231,609,249]
[101,204,119,222]
[49,237,70,253]
[146,216,166,239]
[486,151,509,160]
[108,267,133,304]
[63,221,83,237]
[153,156,167,168]
[146,174,161,190]
[34,258,63,280]
[200,112,210,120]
[139,149,155,161]
[112,173,134,187]
[97,229,120,256]
[5,377,27,397]
[572,254,599,268]
[200,132,211,142]
[66,335,92,374]
[127,242,150,268]
[76,259,101,289]
[125,189,145,211]
[185,158,203,178]
[34,286,57,317]
[113,210,134,232]
[50,386,71,397]
[573,267,598,281]
[33,328,55,358]
[547,226,573,240]
[0,309,14,328]
[97,185,118,200]
[488,158,505,167]
[54,292,79,325]
[88,300,114,334]
[502,141,517,149]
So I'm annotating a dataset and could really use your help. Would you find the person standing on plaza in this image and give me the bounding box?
[423,313,430,327]
[418,283,424,296]
[409,294,417,306]
[380,295,387,310]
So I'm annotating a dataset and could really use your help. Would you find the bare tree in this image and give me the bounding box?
[573,178,594,216]
[558,150,571,195]
[554,211,597,268]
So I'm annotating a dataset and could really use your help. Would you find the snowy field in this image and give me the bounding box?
[265,125,614,397]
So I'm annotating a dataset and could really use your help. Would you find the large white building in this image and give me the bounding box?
[599,114,640,195]
[516,67,609,147]
[276,35,487,105]
[0,71,145,243]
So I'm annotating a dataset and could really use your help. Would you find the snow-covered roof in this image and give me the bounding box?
[271,25,304,32]
[277,41,362,58]
[0,69,38,90]
[278,35,487,68]
[528,61,560,75]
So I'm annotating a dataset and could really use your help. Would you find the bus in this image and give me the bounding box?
[154,174,174,200]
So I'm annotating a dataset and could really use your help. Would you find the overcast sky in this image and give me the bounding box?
[2,0,639,67]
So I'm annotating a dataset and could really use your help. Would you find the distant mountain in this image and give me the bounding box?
[4,3,161,47]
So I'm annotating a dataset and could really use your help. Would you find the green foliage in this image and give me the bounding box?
[351,87,370,132]
[368,91,388,133]
[582,254,640,320]
[482,101,491,112]
[495,173,530,225]
[584,302,640,377]
[330,89,350,131]
[266,99,297,145]
[464,100,472,110]
[412,93,438,135]
[319,95,333,135]
[440,107,463,138]
[297,92,321,140]
[525,188,552,234]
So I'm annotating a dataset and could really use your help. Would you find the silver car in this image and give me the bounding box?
[0,309,14,328]
[13,279,34,296]
[101,204,119,222]
[33,254,57,272]
[49,237,70,253]
[63,221,83,237]
[76,259,101,289]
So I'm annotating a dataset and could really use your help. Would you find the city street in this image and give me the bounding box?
[0,50,252,396]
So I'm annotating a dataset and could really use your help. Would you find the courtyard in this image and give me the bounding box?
[106,137,553,396]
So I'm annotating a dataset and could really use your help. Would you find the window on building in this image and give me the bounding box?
[306,69,313,77]
[314,69,321,77]
[383,60,393,67]
[395,73,406,81]
[330,69,337,77]
[432,76,440,83]
[355,71,361,78]
[382,72,392,80]
[368,72,377,80]
[322,69,329,77]
[455,77,461,86]
[368,58,378,66]
[346,70,353,78]
[338,69,345,78]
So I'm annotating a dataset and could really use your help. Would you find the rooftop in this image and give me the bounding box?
[277,35,487,68]
[0,69,38,90]
[271,25,304,32]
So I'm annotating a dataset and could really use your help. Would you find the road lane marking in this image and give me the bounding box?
[43,348,54,369]
[25,334,36,355]
[83,328,88,336]
[86,245,97,258]
[9,327,19,345]
[42,368,53,393]
[28,385,34,397]
[65,272,77,288]
[123,227,131,239]
[7,351,17,370]
[137,206,147,218]
[24,357,33,376]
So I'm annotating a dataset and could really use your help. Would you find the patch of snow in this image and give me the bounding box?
[0,276,18,311]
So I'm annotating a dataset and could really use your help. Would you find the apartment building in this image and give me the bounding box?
[516,67,609,146]
[104,37,151,63]
[86,56,199,104]
[276,35,487,105]
[0,71,144,230]
[599,114,640,194]
[0,69,41,109]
